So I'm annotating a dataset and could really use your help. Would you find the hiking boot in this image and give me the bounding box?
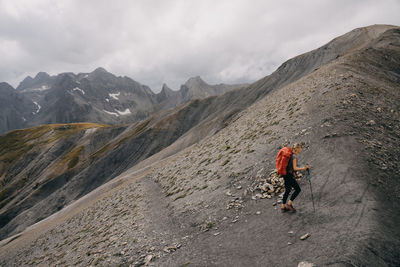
[287,204,296,213]
[280,206,289,213]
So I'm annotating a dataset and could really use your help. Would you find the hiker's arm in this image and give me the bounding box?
[293,158,309,171]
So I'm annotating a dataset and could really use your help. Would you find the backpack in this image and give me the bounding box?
[275,147,293,175]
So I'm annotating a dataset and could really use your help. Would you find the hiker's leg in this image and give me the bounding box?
[289,179,301,201]
[282,175,292,204]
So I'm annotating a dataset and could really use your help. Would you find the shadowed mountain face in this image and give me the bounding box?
[0,25,399,266]
[0,83,36,134]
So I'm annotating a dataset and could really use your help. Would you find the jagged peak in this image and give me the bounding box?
[16,75,34,90]
[20,75,33,83]
[161,83,174,92]
[0,82,15,91]
[34,72,50,80]
[92,67,109,74]
[184,76,208,87]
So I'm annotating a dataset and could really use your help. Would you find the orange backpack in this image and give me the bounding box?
[276,147,293,175]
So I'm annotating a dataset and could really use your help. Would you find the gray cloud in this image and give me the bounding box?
[1,0,399,92]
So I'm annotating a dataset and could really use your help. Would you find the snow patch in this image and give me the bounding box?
[33,101,41,113]
[26,85,50,92]
[103,108,131,116]
[83,74,89,78]
[116,108,131,115]
[109,92,120,100]
[103,110,119,117]
[105,98,110,102]
[73,87,85,95]
[22,117,26,122]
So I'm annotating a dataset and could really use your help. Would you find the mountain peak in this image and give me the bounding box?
[34,72,50,80]
[161,83,173,92]
[19,75,33,83]
[186,76,204,83]
[0,82,15,92]
[16,76,34,91]
[184,76,207,87]
[92,67,109,74]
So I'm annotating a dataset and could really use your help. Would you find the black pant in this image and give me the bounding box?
[282,173,301,204]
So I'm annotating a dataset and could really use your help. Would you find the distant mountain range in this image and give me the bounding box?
[0,69,246,134]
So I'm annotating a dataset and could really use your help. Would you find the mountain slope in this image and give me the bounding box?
[0,25,399,266]
[0,123,126,238]
[0,83,36,134]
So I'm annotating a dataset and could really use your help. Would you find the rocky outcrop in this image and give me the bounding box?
[156,84,176,103]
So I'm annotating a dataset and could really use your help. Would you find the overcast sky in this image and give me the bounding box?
[1,0,399,92]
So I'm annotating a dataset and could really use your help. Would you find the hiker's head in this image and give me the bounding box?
[292,143,303,154]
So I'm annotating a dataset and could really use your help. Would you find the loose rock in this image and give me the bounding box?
[226,198,244,210]
[262,193,272,199]
[145,254,154,265]
[298,261,316,267]
[300,233,311,240]
[251,170,286,199]
[163,244,182,253]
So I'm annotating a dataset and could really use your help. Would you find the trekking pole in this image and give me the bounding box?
[306,168,315,212]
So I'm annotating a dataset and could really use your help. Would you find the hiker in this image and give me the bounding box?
[276,143,309,213]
